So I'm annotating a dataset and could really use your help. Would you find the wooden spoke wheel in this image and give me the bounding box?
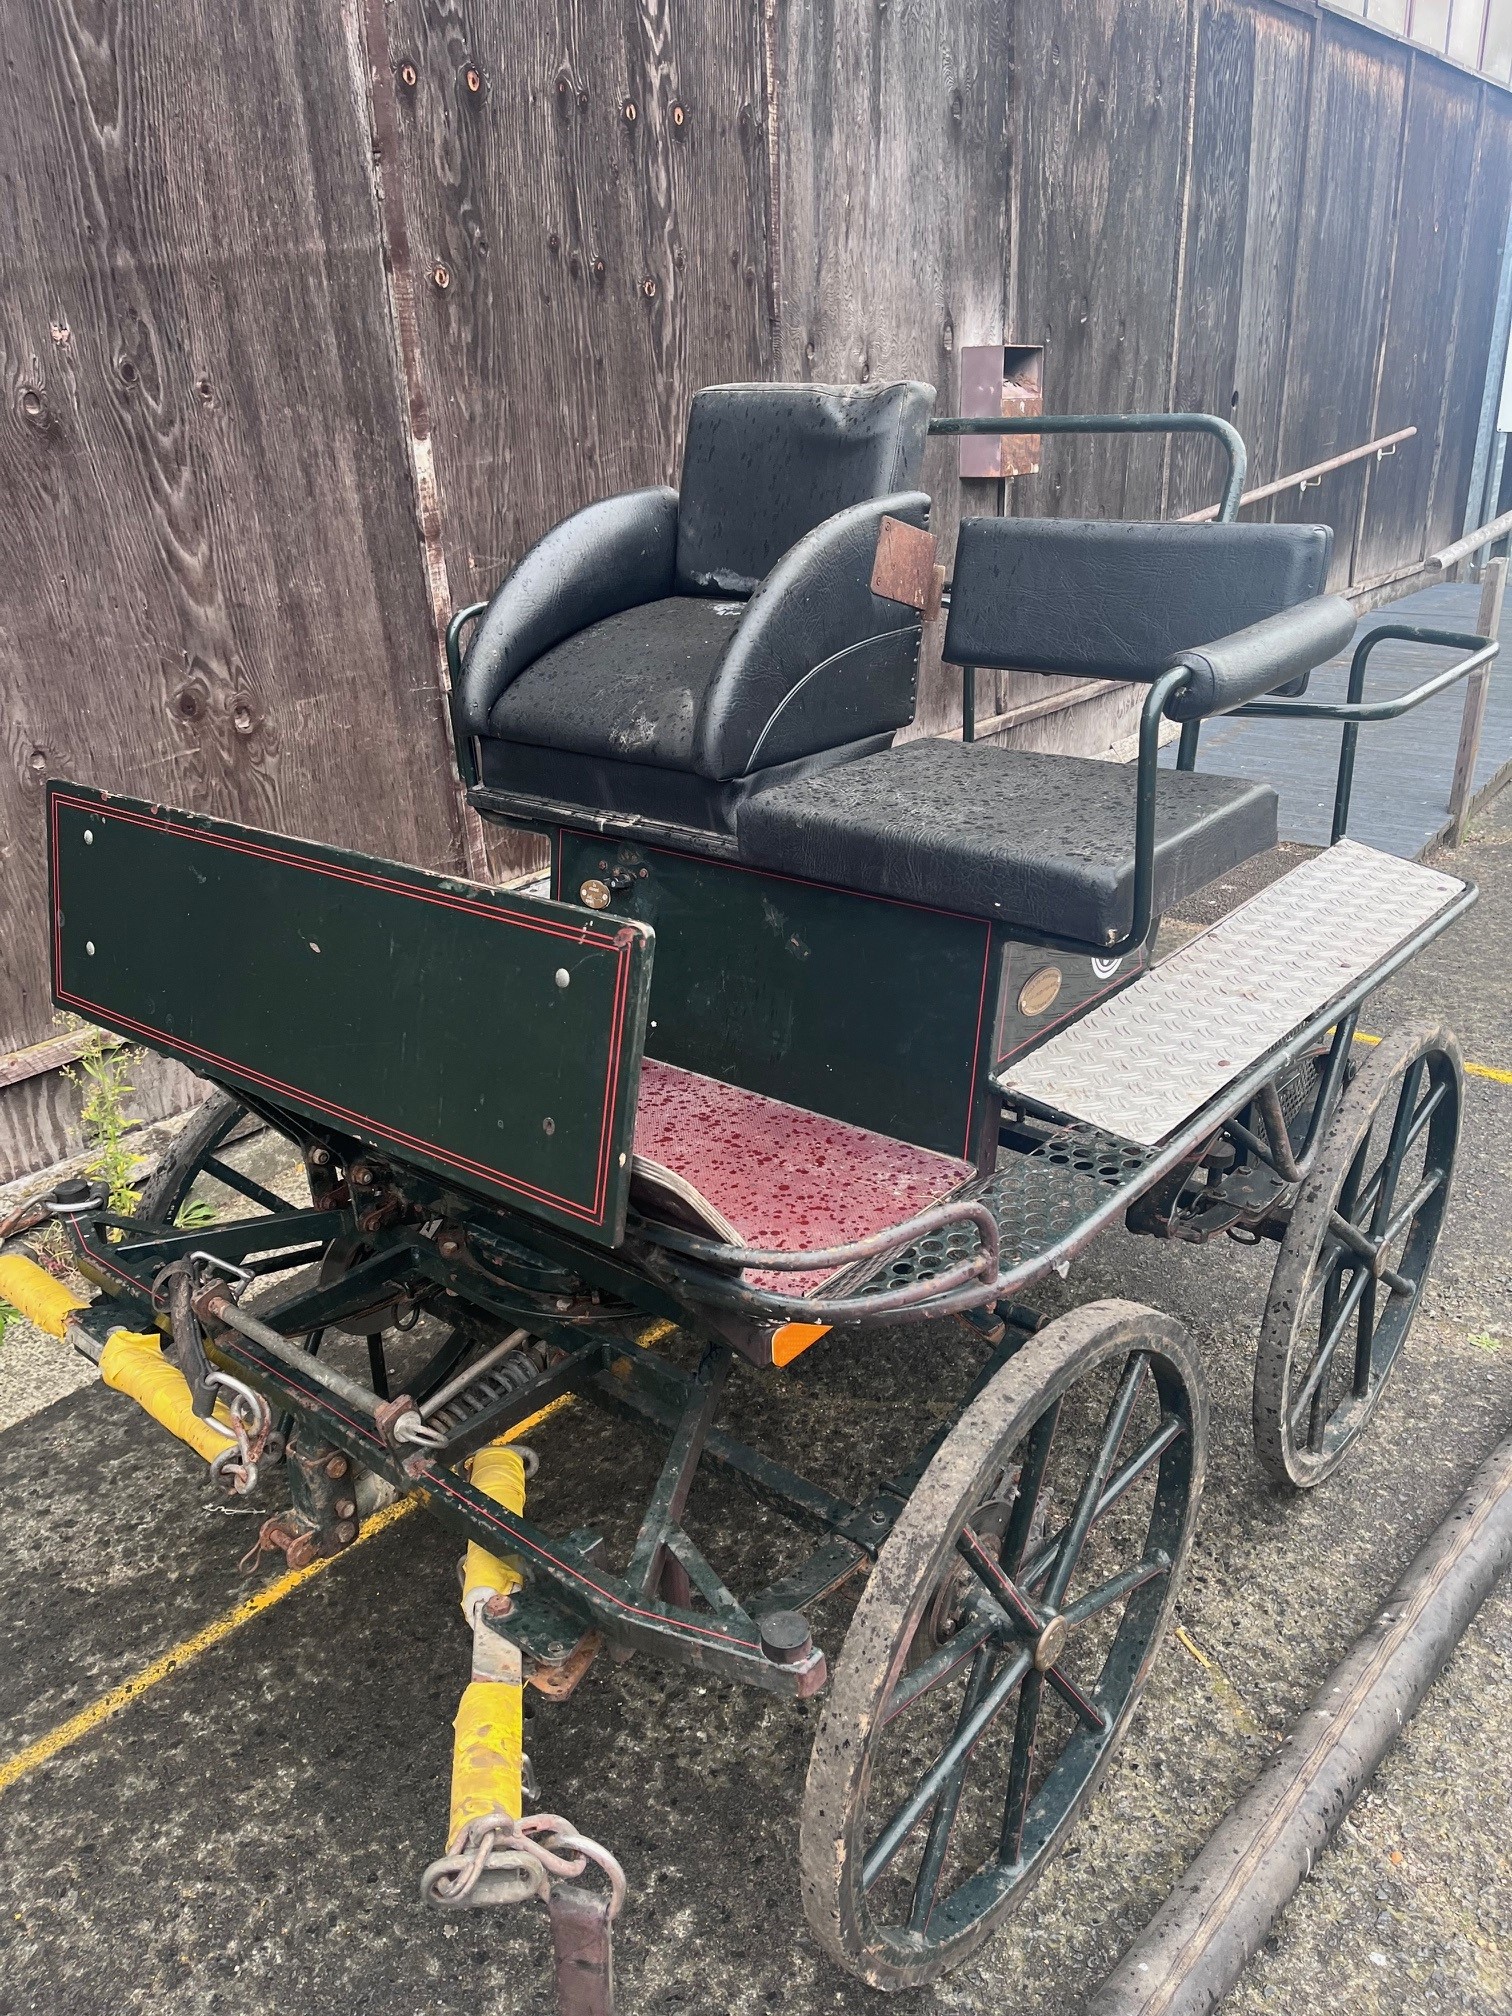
[1253,1021,1462,1489]
[138,1089,291,1223]
[799,1301,1205,1990]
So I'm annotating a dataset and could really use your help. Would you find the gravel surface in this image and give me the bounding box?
[0,795,1507,2016]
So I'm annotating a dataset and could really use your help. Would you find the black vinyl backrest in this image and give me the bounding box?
[943,518,1334,676]
[675,380,935,596]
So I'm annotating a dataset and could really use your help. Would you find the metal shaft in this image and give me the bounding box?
[1083,1428,1512,2016]
[208,1295,382,1419]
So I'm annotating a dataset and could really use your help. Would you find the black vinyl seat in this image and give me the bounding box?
[457,380,936,831]
[735,737,1277,945]
[733,516,1359,947]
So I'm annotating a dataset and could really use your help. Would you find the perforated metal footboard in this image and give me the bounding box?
[996,840,1466,1147]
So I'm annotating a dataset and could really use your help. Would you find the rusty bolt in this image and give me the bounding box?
[335,1497,356,1520]
[359,1209,384,1233]
[622,98,637,123]
[670,101,686,129]
[465,66,481,93]
[325,1454,349,1480]
[399,60,418,89]
[285,1531,317,1570]
[335,1521,357,1545]
[642,276,658,299]
[433,263,451,290]
[351,1163,374,1186]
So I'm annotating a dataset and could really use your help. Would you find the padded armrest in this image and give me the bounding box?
[693,492,930,778]
[455,486,679,735]
[1165,594,1357,721]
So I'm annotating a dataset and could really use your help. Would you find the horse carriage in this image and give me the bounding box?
[10,382,1492,2011]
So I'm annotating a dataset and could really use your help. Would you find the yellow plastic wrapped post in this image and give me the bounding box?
[0,1255,88,1340]
[99,1330,236,1465]
[449,1678,525,1839]
[460,1444,527,1620]
[445,1442,529,1844]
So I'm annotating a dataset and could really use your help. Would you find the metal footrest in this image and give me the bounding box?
[860,1120,1159,1296]
[997,840,1464,1147]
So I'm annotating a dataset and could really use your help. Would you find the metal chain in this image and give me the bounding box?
[420,1812,626,1918]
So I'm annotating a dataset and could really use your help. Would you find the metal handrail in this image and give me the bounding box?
[929,411,1248,524]
[1237,626,1498,843]
[1178,426,1416,525]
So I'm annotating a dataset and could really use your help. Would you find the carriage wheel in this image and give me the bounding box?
[1253,1021,1462,1489]
[138,1088,258,1224]
[799,1301,1205,1990]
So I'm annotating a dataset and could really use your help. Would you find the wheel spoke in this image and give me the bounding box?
[1289,1266,1370,1430]
[998,1669,1044,1865]
[907,1647,994,1931]
[861,1649,1032,1893]
[200,1155,298,1216]
[883,1607,999,1727]
[1367,1059,1426,1240]
[1045,1353,1150,1608]
[1058,1550,1171,1630]
[1001,1398,1061,1575]
[1356,1079,1447,1221]
[957,1537,1108,1732]
[1020,1416,1184,1594]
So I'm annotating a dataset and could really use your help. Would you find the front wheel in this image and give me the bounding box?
[799,1300,1206,1990]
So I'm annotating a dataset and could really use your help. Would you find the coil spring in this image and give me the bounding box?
[430,1338,549,1433]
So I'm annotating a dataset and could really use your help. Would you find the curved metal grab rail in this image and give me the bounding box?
[928,412,1248,524]
[1237,626,1498,842]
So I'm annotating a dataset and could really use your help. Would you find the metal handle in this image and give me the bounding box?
[928,412,1248,524]
[1237,624,1498,842]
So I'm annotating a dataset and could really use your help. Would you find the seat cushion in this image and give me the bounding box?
[734,738,1278,946]
[488,596,745,767]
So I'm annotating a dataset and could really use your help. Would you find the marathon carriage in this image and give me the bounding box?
[10,384,1492,2011]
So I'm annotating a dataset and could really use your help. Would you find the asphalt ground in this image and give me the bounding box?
[1,795,1509,2016]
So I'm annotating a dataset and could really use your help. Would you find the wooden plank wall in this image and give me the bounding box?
[3,0,1511,1179]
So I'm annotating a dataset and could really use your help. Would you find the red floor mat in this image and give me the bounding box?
[632,1058,974,1296]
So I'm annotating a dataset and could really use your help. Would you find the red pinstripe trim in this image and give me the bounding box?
[50,794,636,1227]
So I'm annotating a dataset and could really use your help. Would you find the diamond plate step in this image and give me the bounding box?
[997,839,1465,1147]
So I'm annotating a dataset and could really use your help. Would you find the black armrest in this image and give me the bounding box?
[694,492,930,777]
[454,486,679,735]
[1165,594,1356,721]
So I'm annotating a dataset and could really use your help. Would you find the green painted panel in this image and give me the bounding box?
[49,786,652,1244]
[556,834,996,1162]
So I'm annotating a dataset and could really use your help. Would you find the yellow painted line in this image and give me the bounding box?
[0,1392,581,1798]
[1355,1031,1512,1085]
[0,1495,418,1796]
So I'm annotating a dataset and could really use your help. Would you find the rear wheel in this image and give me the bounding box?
[1253,1021,1461,1488]
[799,1300,1205,1990]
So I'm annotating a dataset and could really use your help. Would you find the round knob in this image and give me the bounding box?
[758,1610,812,1665]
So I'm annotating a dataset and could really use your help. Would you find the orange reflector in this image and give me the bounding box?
[772,1322,831,1367]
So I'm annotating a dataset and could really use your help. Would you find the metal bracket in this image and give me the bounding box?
[870,515,945,621]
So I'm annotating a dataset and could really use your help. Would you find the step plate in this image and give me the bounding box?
[998,840,1464,1147]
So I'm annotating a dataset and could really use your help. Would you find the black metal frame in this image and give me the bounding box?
[1234,624,1498,841]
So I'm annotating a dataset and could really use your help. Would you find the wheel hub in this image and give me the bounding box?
[1032,1611,1069,1673]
